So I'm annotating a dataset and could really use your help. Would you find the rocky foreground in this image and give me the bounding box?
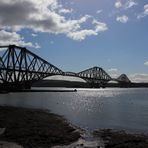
[0,106,148,148]
[0,106,80,148]
[93,129,148,148]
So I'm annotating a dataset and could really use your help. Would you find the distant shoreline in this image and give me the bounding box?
[33,79,148,88]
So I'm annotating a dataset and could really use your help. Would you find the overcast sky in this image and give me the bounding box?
[0,0,148,82]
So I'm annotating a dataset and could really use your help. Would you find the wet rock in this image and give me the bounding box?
[0,106,80,148]
[93,129,148,148]
[0,141,23,148]
[0,128,5,135]
[52,132,104,148]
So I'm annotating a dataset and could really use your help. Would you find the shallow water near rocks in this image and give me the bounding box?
[52,130,105,148]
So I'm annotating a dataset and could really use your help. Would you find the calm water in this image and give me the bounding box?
[0,88,148,133]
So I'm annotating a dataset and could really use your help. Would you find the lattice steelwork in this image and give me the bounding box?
[0,45,63,89]
[64,66,112,83]
[64,72,77,77]
[0,45,131,91]
[77,66,112,82]
[117,74,131,83]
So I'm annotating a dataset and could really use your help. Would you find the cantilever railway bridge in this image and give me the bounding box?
[0,45,130,91]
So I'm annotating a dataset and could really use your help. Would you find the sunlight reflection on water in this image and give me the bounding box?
[0,88,148,133]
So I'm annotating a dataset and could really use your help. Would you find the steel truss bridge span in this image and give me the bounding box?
[64,68,131,87]
[0,45,130,90]
[0,45,63,90]
[64,67,112,83]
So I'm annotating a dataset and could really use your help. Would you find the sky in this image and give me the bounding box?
[0,0,148,82]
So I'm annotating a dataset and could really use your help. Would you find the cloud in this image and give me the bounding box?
[125,0,137,9]
[31,33,38,37]
[0,30,40,48]
[0,0,108,41]
[108,68,119,78]
[144,61,148,66]
[108,68,118,72]
[129,73,148,83]
[116,15,129,23]
[68,20,108,41]
[96,10,102,14]
[67,30,97,41]
[115,0,137,9]
[59,8,73,14]
[137,4,148,19]
[115,1,122,8]
[144,4,148,14]
[93,20,108,32]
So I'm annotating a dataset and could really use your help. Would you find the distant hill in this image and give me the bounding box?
[32,80,90,88]
[32,80,148,88]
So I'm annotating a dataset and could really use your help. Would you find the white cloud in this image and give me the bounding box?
[144,4,148,15]
[115,1,122,8]
[31,33,38,37]
[0,0,108,41]
[0,30,40,48]
[144,61,148,66]
[137,4,148,19]
[33,43,40,48]
[67,30,97,41]
[115,0,137,9]
[129,73,148,83]
[59,8,73,14]
[93,20,108,32]
[96,10,102,14]
[116,15,129,23]
[108,68,118,72]
[108,68,119,78]
[68,20,108,41]
[125,0,137,9]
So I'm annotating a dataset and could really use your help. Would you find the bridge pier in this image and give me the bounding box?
[0,81,32,92]
[89,81,107,88]
[119,82,131,88]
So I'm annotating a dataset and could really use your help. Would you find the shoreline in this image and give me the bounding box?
[0,106,81,148]
[93,129,148,148]
[0,89,77,94]
[0,106,148,148]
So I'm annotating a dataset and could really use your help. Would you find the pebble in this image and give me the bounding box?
[0,141,23,148]
[0,128,5,135]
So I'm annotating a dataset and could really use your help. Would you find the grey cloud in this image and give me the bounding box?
[29,19,57,32]
[0,1,38,27]
[0,0,108,41]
